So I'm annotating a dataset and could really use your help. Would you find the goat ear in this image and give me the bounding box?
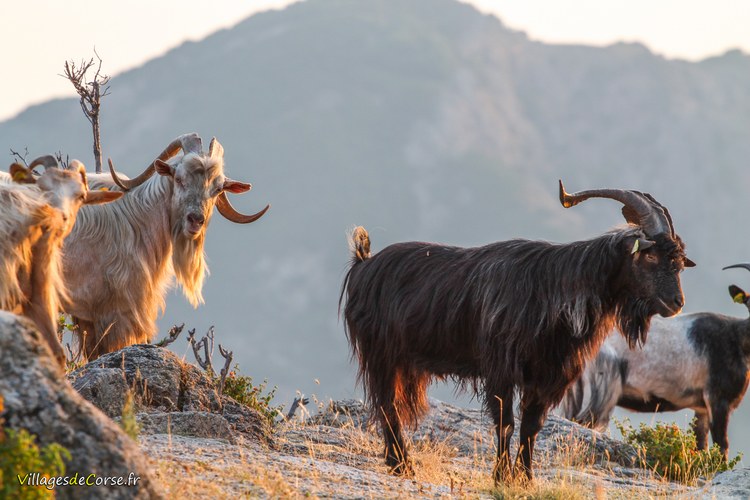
[208,137,224,159]
[729,285,748,305]
[10,163,36,184]
[684,257,696,268]
[84,189,124,205]
[631,238,655,254]
[154,159,174,177]
[222,178,251,194]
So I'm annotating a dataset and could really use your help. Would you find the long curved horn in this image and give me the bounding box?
[28,155,60,172]
[559,180,672,236]
[216,192,269,224]
[723,263,750,273]
[108,133,202,191]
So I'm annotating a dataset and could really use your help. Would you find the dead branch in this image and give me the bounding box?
[187,326,215,374]
[61,50,111,173]
[217,344,233,395]
[9,147,29,166]
[155,323,184,347]
[54,151,70,169]
[285,396,310,421]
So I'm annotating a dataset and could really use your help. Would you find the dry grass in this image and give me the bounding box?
[139,402,703,499]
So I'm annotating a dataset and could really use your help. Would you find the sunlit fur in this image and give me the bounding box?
[340,224,688,482]
[63,152,226,359]
[0,166,113,364]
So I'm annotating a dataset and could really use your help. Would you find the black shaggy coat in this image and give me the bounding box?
[341,225,687,481]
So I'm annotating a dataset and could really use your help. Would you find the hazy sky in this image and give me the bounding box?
[2,0,748,121]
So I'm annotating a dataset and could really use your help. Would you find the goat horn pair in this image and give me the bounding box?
[109,133,202,191]
[216,193,270,224]
[28,155,60,172]
[559,180,673,237]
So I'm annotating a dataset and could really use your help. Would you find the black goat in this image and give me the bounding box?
[340,182,694,482]
[561,263,750,459]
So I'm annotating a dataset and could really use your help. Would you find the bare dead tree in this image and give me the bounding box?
[155,323,185,347]
[62,51,111,173]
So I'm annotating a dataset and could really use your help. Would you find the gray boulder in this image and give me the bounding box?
[0,312,162,499]
[69,344,272,444]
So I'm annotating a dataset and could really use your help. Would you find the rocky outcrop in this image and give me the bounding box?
[0,312,162,499]
[69,344,272,444]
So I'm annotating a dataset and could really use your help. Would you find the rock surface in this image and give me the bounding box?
[140,397,701,498]
[69,344,272,444]
[0,312,161,499]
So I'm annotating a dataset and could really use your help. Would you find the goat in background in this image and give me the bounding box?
[561,263,750,459]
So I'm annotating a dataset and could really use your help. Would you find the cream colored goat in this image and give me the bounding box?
[0,156,121,364]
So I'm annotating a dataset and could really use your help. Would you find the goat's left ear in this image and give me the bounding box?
[222,178,251,194]
[154,159,174,177]
[630,237,655,255]
[84,189,124,205]
[729,285,748,305]
[684,257,696,268]
[9,163,36,184]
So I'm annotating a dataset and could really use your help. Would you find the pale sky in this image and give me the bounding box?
[2,0,748,122]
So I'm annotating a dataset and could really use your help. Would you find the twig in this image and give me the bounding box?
[285,396,310,421]
[187,326,215,374]
[217,344,233,395]
[155,323,184,347]
[9,147,29,166]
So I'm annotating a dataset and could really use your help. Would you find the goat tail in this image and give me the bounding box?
[349,226,371,263]
[559,343,623,431]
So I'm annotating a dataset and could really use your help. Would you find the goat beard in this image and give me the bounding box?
[171,223,208,307]
[615,298,653,349]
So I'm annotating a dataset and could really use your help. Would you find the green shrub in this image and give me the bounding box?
[615,418,741,483]
[0,396,71,499]
[221,364,284,425]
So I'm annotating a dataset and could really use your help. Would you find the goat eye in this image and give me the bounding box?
[644,253,658,263]
[175,177,183,187]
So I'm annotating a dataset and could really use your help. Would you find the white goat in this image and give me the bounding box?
[0,156,122,364]
[62,133,269,359]
[560,266,750,459]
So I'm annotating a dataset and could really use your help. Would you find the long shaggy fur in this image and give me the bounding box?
[340,223,686,479]
[342,226,647,423]
[0,185,70,362]
[63,151,227,359]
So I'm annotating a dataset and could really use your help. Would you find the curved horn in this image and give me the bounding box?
[108,133,202,191]
[28,155,60,172]
[559,180,672,236]
[216,192,269,224]
[69,159,88,189]
[723,263,750,273]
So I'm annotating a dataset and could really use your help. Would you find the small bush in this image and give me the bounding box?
[615,419,741,483]
[0,395,71,499]
[221,364,284,425]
